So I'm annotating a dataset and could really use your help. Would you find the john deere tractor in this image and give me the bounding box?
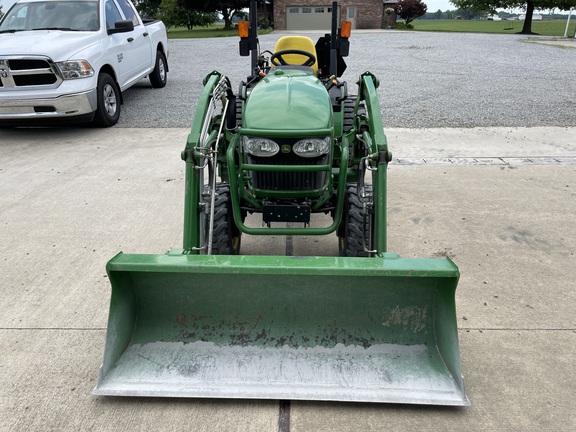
[94,2,469,406]
[188,18,382,258]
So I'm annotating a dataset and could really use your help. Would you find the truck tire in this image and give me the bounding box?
[93,73,120,127]
[338,184,374,257]
[205,183,241,255]
[149,51,167,88]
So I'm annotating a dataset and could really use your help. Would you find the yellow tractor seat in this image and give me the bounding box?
[273,36,318,74]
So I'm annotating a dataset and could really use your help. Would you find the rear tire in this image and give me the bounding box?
[205,183,241,255]
[149,50,167,88]
[93,73,120,127]
[343,96,366,133]
[338,184,374,257]
[235,98,243,128]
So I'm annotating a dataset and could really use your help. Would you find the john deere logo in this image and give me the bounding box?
[281,145,291,154]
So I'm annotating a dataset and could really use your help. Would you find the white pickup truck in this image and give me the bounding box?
[0,0,168,126]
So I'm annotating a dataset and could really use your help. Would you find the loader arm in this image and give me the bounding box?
[357,72,392,254]
[181,71,226,254]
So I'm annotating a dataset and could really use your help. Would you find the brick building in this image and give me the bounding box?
[272,1,385,30]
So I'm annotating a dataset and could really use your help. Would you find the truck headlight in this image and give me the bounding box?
[56,60,95,79]
[293,137,331,158]
[243,137,279,157]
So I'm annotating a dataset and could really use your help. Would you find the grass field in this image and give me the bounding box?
[166,19,574,38]
[412,19,575,37]
[167,24,273,39]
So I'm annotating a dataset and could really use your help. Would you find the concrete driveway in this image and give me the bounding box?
[1,124,574,431]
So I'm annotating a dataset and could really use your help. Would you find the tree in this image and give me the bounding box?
[159,0,216,29]
[184,0,250,30]
[394,0,428,26]
[454,4,486,18]
[450,0,576,34]
[134,0,163,18]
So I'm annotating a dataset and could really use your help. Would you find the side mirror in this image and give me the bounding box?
[107,20,134,35]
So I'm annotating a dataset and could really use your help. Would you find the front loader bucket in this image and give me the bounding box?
[94,252,469,406]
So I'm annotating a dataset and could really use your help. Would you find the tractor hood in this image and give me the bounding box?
[244,69,332,131]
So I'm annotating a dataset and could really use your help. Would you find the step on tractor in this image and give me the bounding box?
[94,1,469,406]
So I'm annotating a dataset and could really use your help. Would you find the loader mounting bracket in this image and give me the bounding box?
[263,204,311,223]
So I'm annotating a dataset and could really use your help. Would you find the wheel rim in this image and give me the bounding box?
[231,235,241,253]
[159,59,166,82]
[103,84,117,117]
[338,236,345,255]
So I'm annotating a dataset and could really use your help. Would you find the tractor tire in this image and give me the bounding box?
[338,184,374,257]
[149,50,168,88]
[343,96,366,133]
[205,183,241,255]
[93,73,120,127]
[235,98,243,128]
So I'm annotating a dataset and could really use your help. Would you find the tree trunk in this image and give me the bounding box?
[520,1,535,35]
[222,8,233,30]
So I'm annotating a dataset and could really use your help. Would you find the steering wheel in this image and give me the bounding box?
[270,50,316,67]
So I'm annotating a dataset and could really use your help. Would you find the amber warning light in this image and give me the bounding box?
[238,21,249,38]
[340,21,352,38]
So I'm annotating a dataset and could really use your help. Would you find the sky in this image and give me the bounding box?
[417,1,572,14]
[425,0,458,12]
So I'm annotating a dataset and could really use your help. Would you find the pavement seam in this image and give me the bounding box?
[3,327,574,331]
[393,156,576,166]
[0,327,106,330]
[278,400,291,432]
[460,328,576,331]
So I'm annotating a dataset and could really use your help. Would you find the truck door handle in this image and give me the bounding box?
[143,32,149,37]
[127,37,134,42]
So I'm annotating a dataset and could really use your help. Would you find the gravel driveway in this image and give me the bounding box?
[118,31,576,129]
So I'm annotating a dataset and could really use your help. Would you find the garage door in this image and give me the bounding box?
[286,6,337,30]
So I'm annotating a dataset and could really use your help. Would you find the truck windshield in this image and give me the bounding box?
[0,1,100,32]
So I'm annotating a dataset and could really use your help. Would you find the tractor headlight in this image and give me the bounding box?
[293,137,331,158]
[243,137,279,157]
[56,60,95,79]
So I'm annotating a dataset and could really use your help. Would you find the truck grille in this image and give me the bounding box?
[246,156,329,191]
[0,57,61,89]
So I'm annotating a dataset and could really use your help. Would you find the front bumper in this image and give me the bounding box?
[0,89,97,120]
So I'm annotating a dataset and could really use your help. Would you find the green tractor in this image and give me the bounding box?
[94,2,469,406]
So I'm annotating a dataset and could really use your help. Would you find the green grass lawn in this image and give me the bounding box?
[167,20,574,38]
[412,19,575,37]
[168,24,273,39]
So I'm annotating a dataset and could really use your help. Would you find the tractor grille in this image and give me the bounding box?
[246,156,329,191]
[0,57,61,89]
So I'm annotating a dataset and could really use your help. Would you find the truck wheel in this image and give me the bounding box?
[338,184,374,257]
[93,73,120,127]
[149,51,167,88]
[205,183,241,255]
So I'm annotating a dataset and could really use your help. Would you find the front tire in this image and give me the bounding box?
[205,183,241,255]
[338,184,374,257]
[149,51,167,88]
[93,73,120,127]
